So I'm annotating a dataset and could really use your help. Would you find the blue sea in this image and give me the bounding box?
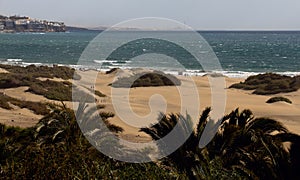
[1,31,300,78]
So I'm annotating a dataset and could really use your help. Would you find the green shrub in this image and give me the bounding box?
[112,71,181,88]
[0,93,49,115]
[0,104,176,179]
[0,64,81,80]
[230,73,300,95]
[0,65,95,102]
[26,79,73,101]
[266,96,292,104]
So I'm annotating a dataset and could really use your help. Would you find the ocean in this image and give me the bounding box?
[1,31,300,78]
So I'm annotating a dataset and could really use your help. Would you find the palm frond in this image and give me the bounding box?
[246,118,288,134]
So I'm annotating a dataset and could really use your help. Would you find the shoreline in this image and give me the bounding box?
[2,60,300,79]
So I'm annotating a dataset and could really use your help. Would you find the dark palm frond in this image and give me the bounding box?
[196,107,211,140]
[228,108,240,125]
[140,107,300,179]
[198,107,211,128]
[140,113,179,140]
[222,109,254,127]
[246,118,288,134]
[238,109,254,127]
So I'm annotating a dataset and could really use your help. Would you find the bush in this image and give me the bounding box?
[112,71,181,88]
[26,79,73,101]
[0,93,49,115]
[266,97,292,104]
[230,73,300,95]
[0,64,81,80]
[0,65,98,102]
[0,104,176,179]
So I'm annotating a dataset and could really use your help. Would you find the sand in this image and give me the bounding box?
[0,68,9,73]
[4,87,49,102]
[91,69,300,138]
[1,69,300,141]
[0,105,43,128]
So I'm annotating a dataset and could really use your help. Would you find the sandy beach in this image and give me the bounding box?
[1,69,300,141]
[93,70,300,141]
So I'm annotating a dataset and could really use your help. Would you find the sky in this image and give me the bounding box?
[0,0,300,30]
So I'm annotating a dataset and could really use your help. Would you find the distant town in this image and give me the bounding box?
[0,15,66,33]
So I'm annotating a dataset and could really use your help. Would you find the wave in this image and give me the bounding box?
[6,59,23,62]
[1,59,300,78]
[93,59,131,64]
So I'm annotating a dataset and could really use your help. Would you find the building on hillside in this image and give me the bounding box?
[27,20,46,32]
[0,21,5,30]
[4,20,15,30]
[0,15,66,32]
[14,19,30,32]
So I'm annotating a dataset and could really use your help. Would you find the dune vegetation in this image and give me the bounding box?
[0,65,105,102]
[1,66,300,179]
[1,102,300,179]
[111,71,181,88]
[230,73,300,95]
[266,96,292,104]
[0,93,49,115]
[0,64,80,80]
[0,103,180,179]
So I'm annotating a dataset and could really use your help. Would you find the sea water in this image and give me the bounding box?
[1,31,300,78]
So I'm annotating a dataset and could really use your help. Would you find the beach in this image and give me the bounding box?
[2,68,300,141]
[1,65,300,179]
[2,1,300,178]
[93,70,300,141]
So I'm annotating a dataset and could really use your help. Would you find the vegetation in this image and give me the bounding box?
[1,102,300,178]
[1,66,300,178]
[0,74,91,102]
[230,73,300,95]
[111,71,181,88]
[0,103,178,179]
[141,108,300,179]
[92,89,106,98]
[26,79,73,101]
[266,96,292,104]
[106,68,119,74]
[0,65,105,101]
[0,64,80,80]
[0,93,49,115]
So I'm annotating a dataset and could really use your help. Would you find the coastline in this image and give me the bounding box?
[2,59,300,79]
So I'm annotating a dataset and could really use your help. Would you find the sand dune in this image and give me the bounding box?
[1,70,299,140]
[0,106,42,128]
[92,71,300,140]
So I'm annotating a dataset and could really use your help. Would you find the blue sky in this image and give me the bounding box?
[0,0,300,30]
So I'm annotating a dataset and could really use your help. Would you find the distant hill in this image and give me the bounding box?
[66,26,103,32]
